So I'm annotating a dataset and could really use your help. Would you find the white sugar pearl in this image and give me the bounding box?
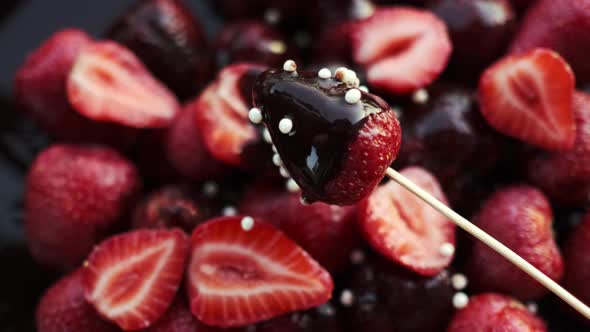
[264,8,280,25]
[412,89,429,104]
[318,68,332,79]
[279,166,290,178]
[202,181,218,197]
[350,249,365,265]
[359,85,369,92]
[222,206,238,216]
[283,59,297,72]
[451,273,468,290]
[286,178,300,192]
[340,289,355,307]
[263,128,272,143]
[439,243,455,257]
[279,117,293,134]
[453,292,469,309]
[527,302,538,314]
[248,107,262,124]
[241,216,255,231]
[272,153,283,166]
[345,89,362,104]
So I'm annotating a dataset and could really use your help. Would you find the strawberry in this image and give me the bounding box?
[36,270,119,332]
[527,91,590,207]
[352,7,452,94]
[239,181,360,272]
[13,29,136,147]
[478,48,576,151]
[186,216,333,327]
[67,41,180,128]
[83,228,190,330]
[253,68,402,205]
[359,166,455,276]
[106,0,212,100]
[194,63,269,168]
[467,185,563,300]
[25,144,141,270]
[447,293,547,332]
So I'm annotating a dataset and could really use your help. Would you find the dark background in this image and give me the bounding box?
[0,1,586,331]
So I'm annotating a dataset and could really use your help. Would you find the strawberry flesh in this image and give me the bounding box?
[359,166,455,276]
[83,228,190,330]
[352,7,452,94]
[253,68,401,205]
[67,41,180,128]
[478,48,575,150]
[187,216,333,327]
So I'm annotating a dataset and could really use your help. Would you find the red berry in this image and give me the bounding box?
[563,211,590,321]
[83,228,190,330]
[510,0,590,83]
[165,101,228,180]
[352,7,452,94]
[194,63,270,168]
[13,29,136,146]
[25,144,141,270]
[131,185,211,233]
[253,69,402,205]
[467,185,563,300]
[186,216,333,327]
[447,293,547,332]
[359,166,455,276]
[106,0,212,100]
[239,182,360,272]
[478,48,576,150]
[36,270,118,332]
[67,41,180,128]
[527,92,590,207]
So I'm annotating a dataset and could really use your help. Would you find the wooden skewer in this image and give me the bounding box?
[386,167,590,320]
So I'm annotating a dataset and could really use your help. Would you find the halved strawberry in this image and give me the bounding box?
[83,228,190,331]
[478,48,575,151]
[359,166,456,276]
[194,63,268,168]
[67,41,180,128]
[187,216,333,327]
[352,7,452,94]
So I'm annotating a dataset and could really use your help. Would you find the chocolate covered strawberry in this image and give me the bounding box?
[253,65,402,205]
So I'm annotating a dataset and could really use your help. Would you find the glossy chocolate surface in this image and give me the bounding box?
[253,69,389,203]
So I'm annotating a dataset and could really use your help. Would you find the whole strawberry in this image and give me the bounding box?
[25,144,141,270]
[36,270,118,332]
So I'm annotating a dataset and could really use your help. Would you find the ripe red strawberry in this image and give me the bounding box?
[239,182,360,272]
[467,185,563,300]
[253,68,402,205]
[510,0,590,83]
[67,41,180,128]
[447,293,547,332]
[187,216,333,327]
[478,48,575,151]
[36,270,119,332]
[106,0,212,100]
[194,63,269,168]
[83,228,190,330]
[352,7,452,94]
[563,211,590,321]
[13,29,136,147]
[25,144,140,270]
[359,166,455,276]
[527,92,590,207]
[165,101,228,180]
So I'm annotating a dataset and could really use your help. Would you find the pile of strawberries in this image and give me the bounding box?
[8,0,590,331]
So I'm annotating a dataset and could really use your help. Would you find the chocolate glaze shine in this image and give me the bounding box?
[253,69,389,203]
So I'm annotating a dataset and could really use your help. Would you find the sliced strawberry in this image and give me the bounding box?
[194,63,268,168]
[478,48,575,150]
[187,216,333,327]
[352,7,452,94]
[83,228,190,331]
[67,41,180,128]
[359,166,456,276]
